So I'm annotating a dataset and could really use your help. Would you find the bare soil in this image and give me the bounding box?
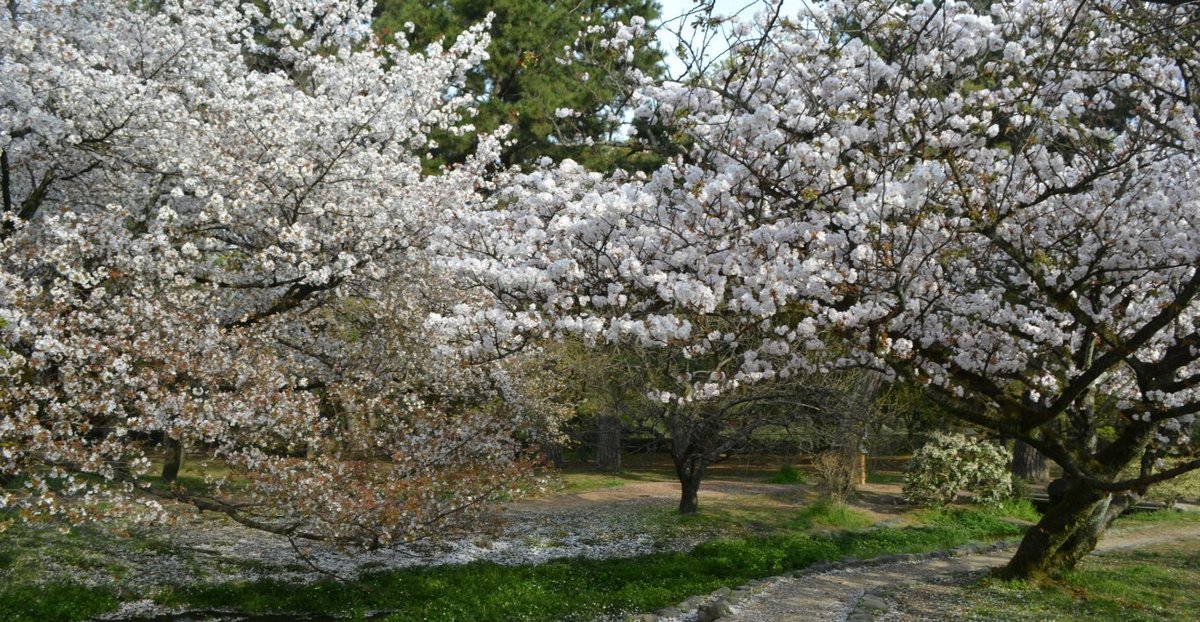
[515,477,908,524]
[516,479,807,511]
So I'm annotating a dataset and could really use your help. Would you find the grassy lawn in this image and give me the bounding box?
[550,466,675,494]
[648,497,880,538]
[964,534,1200,621]
[550,456,910,493]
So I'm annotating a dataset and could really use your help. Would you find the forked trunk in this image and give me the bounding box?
[668,408,716,515]
[998,479,1130,581]
[1048,490,1136,571]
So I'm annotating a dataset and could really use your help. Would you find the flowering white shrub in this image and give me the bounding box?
[904,433,1013,507]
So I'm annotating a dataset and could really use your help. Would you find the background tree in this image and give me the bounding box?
[1012,440,1050,483]
[372,0,665,169]
[556,341,646,473]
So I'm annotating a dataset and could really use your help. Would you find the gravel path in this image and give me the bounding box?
[716,524,1200,622]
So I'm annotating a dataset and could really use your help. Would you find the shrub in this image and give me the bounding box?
[812,451,857,503]
[767,464,809,485]
[903,433,1013,507]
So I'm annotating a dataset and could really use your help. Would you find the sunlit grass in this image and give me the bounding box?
[966,537,1200,621]
[550,467,673,494]
[992,498,1042,523]
[798,500,876,530]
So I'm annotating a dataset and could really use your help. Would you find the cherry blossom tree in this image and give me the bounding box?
[440,0,1200,578]
[0,0,544,547]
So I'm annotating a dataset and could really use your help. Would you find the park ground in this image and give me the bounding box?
[2,454,1198,621]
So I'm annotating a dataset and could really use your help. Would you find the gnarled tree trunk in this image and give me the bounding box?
[998,478,1133,581]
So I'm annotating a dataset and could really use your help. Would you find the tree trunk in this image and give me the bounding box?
[668,408,716,515]
[1012,440,1050,482]
[1049,491,1136,571]
[595,414,621,473]
[161,436,183,483]
[674,454,706,515]
[997,478,1125,581]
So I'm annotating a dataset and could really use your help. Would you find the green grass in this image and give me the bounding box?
[632,496,876,539]
[139,458,246,495]
[766,464,809,485]
[992,498,1042,523]
[0,583,118,622]
[0,518,186,622]
[554,472,634,494]
[964,537,1200,621]
[797,500,875,530]
[642,500,808,542]
[551,466,674,494]
[906,499,1042,532]
[865,471,906,485]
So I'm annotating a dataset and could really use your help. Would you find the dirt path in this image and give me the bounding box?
[517,480,805,510]
[717,523,1200,622]
[514,479,905,524]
